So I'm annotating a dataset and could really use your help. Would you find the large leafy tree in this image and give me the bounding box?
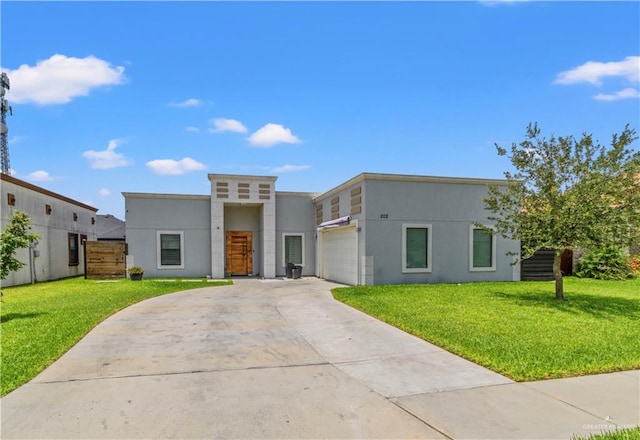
[1,211,41,283]
[485,123,640,300]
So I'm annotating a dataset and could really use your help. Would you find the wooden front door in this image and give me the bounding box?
[226,231,253,275]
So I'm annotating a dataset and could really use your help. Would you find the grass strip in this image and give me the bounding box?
[332,277,640,381]
[572,426,640,440]
[1,277,231,396]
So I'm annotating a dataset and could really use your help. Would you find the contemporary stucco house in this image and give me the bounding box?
[124,172,520,285]
[1,173,98,287]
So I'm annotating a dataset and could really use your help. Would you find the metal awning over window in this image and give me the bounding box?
[317,215,351,230]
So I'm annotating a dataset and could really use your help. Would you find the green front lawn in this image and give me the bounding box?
[573,427,640,440]
[332,278,640,381]
[0,277,231,396]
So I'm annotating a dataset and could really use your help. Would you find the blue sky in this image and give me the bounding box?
[2,1,639,219]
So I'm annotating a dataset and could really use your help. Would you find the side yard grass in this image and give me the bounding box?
[0,277,231,396]
[572,426,640,440]
[332,277,640,381]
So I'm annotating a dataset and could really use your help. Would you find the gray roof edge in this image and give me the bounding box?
[313,172,508,203]
[122,192,210,200]
[276,191,322,197]
[207,173,278,182]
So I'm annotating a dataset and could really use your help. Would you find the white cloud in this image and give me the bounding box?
[170,98,202,108]
[185,126,200,133]
[8,135,26,144]
[554,56,640,86]
[4,54,125,105]
[99,188,111,196]
[271,164,311,173]
[247,123,301,147]
[83,139,132,169]
[209,118,248,133]
[146,157,206,175]
[593,87,640,101]
[27,170,55,182]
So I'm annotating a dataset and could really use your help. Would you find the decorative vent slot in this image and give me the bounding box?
[216,182,229,198]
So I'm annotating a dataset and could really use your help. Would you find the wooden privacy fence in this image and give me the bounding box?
[84,241,126,279]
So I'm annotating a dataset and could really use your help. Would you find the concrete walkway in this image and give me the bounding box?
[1,278,638,439]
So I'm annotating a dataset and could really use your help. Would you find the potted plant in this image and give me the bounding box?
[127,266,144,281]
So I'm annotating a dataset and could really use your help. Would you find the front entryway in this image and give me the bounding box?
[226,231,253,275]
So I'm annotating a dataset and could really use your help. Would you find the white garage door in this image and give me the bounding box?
[320,225,358,285]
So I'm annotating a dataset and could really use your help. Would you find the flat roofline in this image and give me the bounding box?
[1,173,99,212]
[208,173,278,182]
[276,191,322,197]
[122,192,210,200]
[314,172,508,203]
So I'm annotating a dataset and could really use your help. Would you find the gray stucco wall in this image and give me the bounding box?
[1,176,97,287]
[362,178,520,284]
[275,193,318,276]
[124,194,211,278]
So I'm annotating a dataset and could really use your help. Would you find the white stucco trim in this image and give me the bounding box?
[156,230,185,269]
[402,223,432,273]
[123,192,210,201]
[469,224,497,272]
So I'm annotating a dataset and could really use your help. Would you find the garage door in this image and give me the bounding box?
[320,225,358,285]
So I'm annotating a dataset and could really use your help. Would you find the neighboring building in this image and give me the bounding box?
[1,173,98,287]
[96,214,126,241]
[123,172,521,285]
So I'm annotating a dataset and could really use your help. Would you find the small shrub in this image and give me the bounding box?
[576,247,636,280]
[127,266,144,275]
[630,255,640,272]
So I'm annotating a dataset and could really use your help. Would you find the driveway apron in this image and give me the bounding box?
[1,278,637,439]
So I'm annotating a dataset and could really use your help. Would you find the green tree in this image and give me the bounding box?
[1,211,41,282]
[484,123,640,300]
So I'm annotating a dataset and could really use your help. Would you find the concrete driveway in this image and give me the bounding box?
[1,278,638,439]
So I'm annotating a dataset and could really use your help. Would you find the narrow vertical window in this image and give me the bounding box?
[470,226,496,271]
[283,234,304,266]
[68,233,79,266]
[402,224,432,273]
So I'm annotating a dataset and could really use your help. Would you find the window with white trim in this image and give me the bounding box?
[282,233,304,267]
[470,225,496,271]
[157,231,185,269]
[402,224,432,273]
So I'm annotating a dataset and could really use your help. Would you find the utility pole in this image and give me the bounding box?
[1,72,12,175]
